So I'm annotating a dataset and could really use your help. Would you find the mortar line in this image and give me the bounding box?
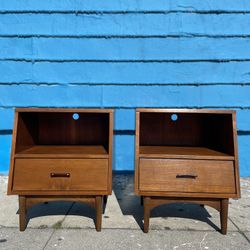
[0,224,245,232]
[3,35,250,39]
[1,10,250,15]
[59,201,76,226]
[42,229,55,250]
[228,217,250,243]
[1,106,250,109]
[1,83,250,86]
[42,202,75,250]
[2,58,250,63]
[42,227,241,232]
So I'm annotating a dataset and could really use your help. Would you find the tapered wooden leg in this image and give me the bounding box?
[19,196,27,232]
[143,197,151,233]
[95,196,102,232]
[220,199,229,235]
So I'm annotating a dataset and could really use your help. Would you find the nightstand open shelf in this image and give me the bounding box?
[8,108,113,232]
[15,145,109,158]
[139,146,234,160]
[135,109,240,234]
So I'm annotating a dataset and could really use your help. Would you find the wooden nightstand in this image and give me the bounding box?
[135,109,240,234]
[7,108,113,231]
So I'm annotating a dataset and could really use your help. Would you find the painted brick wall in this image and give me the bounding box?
[0,0,250,176]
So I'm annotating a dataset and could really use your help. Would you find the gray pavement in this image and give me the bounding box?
[0,174,249,249]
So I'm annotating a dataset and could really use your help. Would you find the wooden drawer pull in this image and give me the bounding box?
[176,174,197,179]
[50,173,70,178]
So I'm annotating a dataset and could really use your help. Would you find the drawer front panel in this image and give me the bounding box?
[139,159,235,194]
[13,159,108,191]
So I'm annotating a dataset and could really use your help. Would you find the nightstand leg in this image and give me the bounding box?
[19,196,27,231]
[143,197,150,233]
[95,196,102,232]
[220,199,229,235]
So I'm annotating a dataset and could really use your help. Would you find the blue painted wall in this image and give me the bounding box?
[0,0,250,176]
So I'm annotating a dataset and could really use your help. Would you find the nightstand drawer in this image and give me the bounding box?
[12,159,108,191]
[139,159,235,193]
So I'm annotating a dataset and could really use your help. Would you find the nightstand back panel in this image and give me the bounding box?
[139,112,234,156]
[15,112,110,153]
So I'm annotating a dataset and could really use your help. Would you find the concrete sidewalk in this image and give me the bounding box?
[0,174,249,250]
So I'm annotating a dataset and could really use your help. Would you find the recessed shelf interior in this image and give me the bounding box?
[139,112,235,159]
[15,112,110,157]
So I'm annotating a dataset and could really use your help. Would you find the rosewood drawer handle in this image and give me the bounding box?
[176,174,197,179]
[50,173,70,178]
